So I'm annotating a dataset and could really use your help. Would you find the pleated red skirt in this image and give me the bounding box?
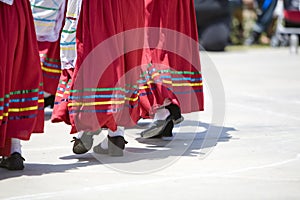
[38,41,62,95]
[65,0,145,132]
[0,0,44,156]
[53,0,203,134]
[140,0,204,118]
[37,2,67,95]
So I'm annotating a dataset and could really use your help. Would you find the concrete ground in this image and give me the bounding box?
[0,47,300,200]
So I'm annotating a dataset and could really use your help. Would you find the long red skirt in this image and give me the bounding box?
[0,0,44,156]
[65,0,145,132]
[53,0,203,133]
[51,1,78,128]
[140,0,204,118]
[38,41,62,95]
[36,2,67,95]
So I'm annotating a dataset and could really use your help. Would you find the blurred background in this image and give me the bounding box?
[194,0,300,51]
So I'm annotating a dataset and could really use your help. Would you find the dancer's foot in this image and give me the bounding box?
[0,152,25,170]
[94,135,128,157]
[140,104,183,138]
[71,130,101,154]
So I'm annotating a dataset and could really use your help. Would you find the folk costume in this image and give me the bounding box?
[31,0,67,107]
[0,0,44,170]
[140,0,204,138]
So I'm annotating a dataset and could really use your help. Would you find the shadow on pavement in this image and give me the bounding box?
[0,120,236,178]
[0,161,99,180]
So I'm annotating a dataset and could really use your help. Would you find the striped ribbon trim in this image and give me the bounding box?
[40,55,62,74]
[40,59,61,69]
[140,69,201,78]
[41,66,62,74]
[40,54,61,63]
[0,84,44,120]
[31,4,59,11]
[33,21,56,27]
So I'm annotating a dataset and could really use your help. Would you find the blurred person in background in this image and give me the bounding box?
[229,0,245,45]
[194,0,231,51]
[271,0,300,47]
[244,0,278,45]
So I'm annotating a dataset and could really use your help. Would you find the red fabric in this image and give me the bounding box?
[51,68,74,126]
[284,10,300,23]
[140,0,204,117]
[38,41,62,95]
[37,3,67,95]
[0,0,44,156]
[56,0,203,133]
[66,0,145,132]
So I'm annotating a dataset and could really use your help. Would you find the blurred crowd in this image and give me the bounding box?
[194,0,300,51]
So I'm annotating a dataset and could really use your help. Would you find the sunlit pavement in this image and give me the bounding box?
[1,47,300,200]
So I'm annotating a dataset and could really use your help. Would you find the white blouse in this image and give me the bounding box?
[60,0,82,69]
[30,0,66,42]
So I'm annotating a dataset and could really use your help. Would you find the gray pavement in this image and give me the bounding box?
[1,47,300,200]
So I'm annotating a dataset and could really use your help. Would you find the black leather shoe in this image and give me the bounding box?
[0,152,25,170]
[140,120,169,138]
[149,119,175,138]
[161,119,174,137]
[140,104,183,138]
[108,136,128,157]
[165,104,184,124]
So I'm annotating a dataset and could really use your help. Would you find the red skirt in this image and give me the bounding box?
[38,41,62,95]
[0,0,44,156]
[66,0,145,132]
[54,0,203,133]
[37,3,67,95]
[140,0,204,117]
[51,68,74,126]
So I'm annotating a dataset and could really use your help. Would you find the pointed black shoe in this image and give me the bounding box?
[140,104,183,138]
[108,136,128,157]
[0,152,25,170]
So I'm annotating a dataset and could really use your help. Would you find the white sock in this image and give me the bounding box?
[108,126,124,137]
[100,137,108,149]
[44,92,52,98]
[11,138,22,155]
[154,108,170,121]
[76,131,84,139]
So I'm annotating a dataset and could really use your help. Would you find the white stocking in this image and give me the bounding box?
[11,138,22,155]
[108,126,124,137]
[154,108,170,121]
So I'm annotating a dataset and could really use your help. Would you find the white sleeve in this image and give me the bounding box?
[30,0,66,42]
[60,0,82,69]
